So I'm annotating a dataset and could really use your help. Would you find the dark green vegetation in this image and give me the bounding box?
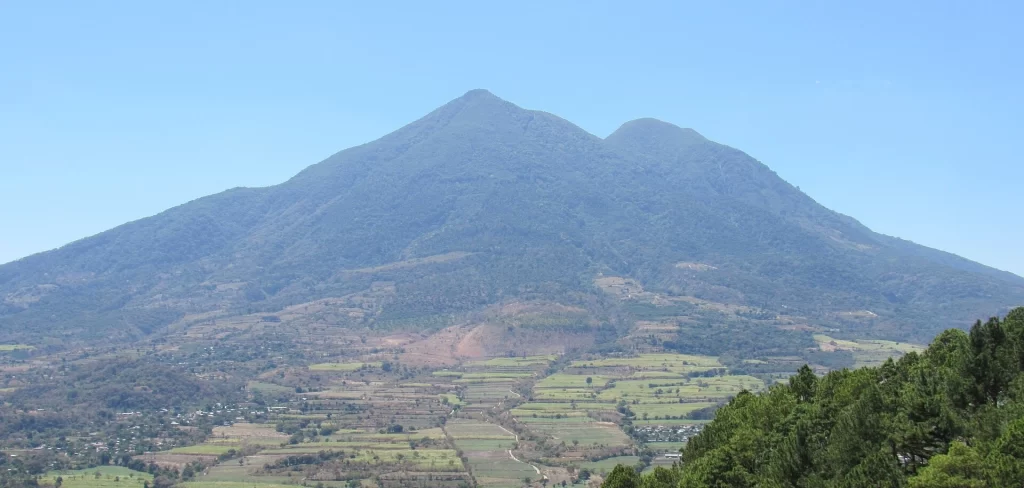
[600,308,1024,487]
[0,90,1021,351]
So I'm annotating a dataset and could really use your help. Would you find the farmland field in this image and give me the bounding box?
[502,352,766,466]
[465,355,556,367]
[571,354,721,369]
[814,334,925,367]
[516,417,630,447]
[308,361,381,372]
[41,467,152,487]
[647,441,688,453]
[31,347,782,488]
[23,341,797,488]
[179,483,300,488]
[169,444,239,455]
[445,419,532,487]
[579,455,641,474]
[0,344,34,351]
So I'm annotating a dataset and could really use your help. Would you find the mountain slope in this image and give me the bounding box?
[1,90,1021,346]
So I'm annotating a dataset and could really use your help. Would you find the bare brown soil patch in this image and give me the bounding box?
[454,325,490,358]
[398,325,475,367]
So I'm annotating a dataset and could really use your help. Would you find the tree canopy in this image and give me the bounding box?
[603,308,1024,487]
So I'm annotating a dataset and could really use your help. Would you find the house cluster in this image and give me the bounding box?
[165,402,268,427]
[635,423,704,443]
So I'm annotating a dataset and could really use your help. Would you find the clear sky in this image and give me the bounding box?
[1,1,1022,275]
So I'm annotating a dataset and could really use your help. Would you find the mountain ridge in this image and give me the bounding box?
[1,89,1021,348]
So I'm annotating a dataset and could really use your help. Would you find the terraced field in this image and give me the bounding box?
[516,416,630,447]
[127,351,767,487]
[303,380,455,430]
[308,361,382,372]
[446,356,553,414]
[446,419,518,450]
[814,334,925,367]
[508,353,767,461]
[446,419,535,488]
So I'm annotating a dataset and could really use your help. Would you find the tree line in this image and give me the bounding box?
[601,308,1024,487]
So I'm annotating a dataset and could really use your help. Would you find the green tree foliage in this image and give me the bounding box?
[638,467,679,488]
[908,442,987,488]
[602,308,1024,488]
[602,465,641,488]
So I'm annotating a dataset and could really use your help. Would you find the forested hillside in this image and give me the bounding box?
[602,308,1024,487]
[1,90,1021,348]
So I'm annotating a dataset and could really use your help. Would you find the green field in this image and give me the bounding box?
[41,467,152,487]
[508,352,752,456]
[531,388,599,401]
[572,354,721,369]
[432,370,464,377]
[647,441,688,452]
[451,439,517,451]
[0,344,34,352]
[814,334,925,368]
[466,456,537,487]
[516,418,631,447]
[630,402,718,419]
[534,373,615,389]
[459,372,535,379]
[579,456,641,474]
[446,419,527,486]
[445,419,516,440]
[308,361,381,372]
[454,376,529,384]
[511,401,596,413]
[465,355,556,367]
[439,393,463,405]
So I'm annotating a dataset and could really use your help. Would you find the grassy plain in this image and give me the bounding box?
[579,456,641,474]
[41,467,152,487]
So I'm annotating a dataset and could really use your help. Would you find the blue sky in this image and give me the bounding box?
[1,1,1022,275]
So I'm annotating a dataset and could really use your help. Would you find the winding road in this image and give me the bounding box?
[496,423,543,476]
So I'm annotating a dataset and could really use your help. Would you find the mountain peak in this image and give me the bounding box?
[3,91,1022,348]
[604,118,709,164]
[421,88,521,126]
[606,118,707,144]
[444,89,511,113]
[460,88,500,100]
